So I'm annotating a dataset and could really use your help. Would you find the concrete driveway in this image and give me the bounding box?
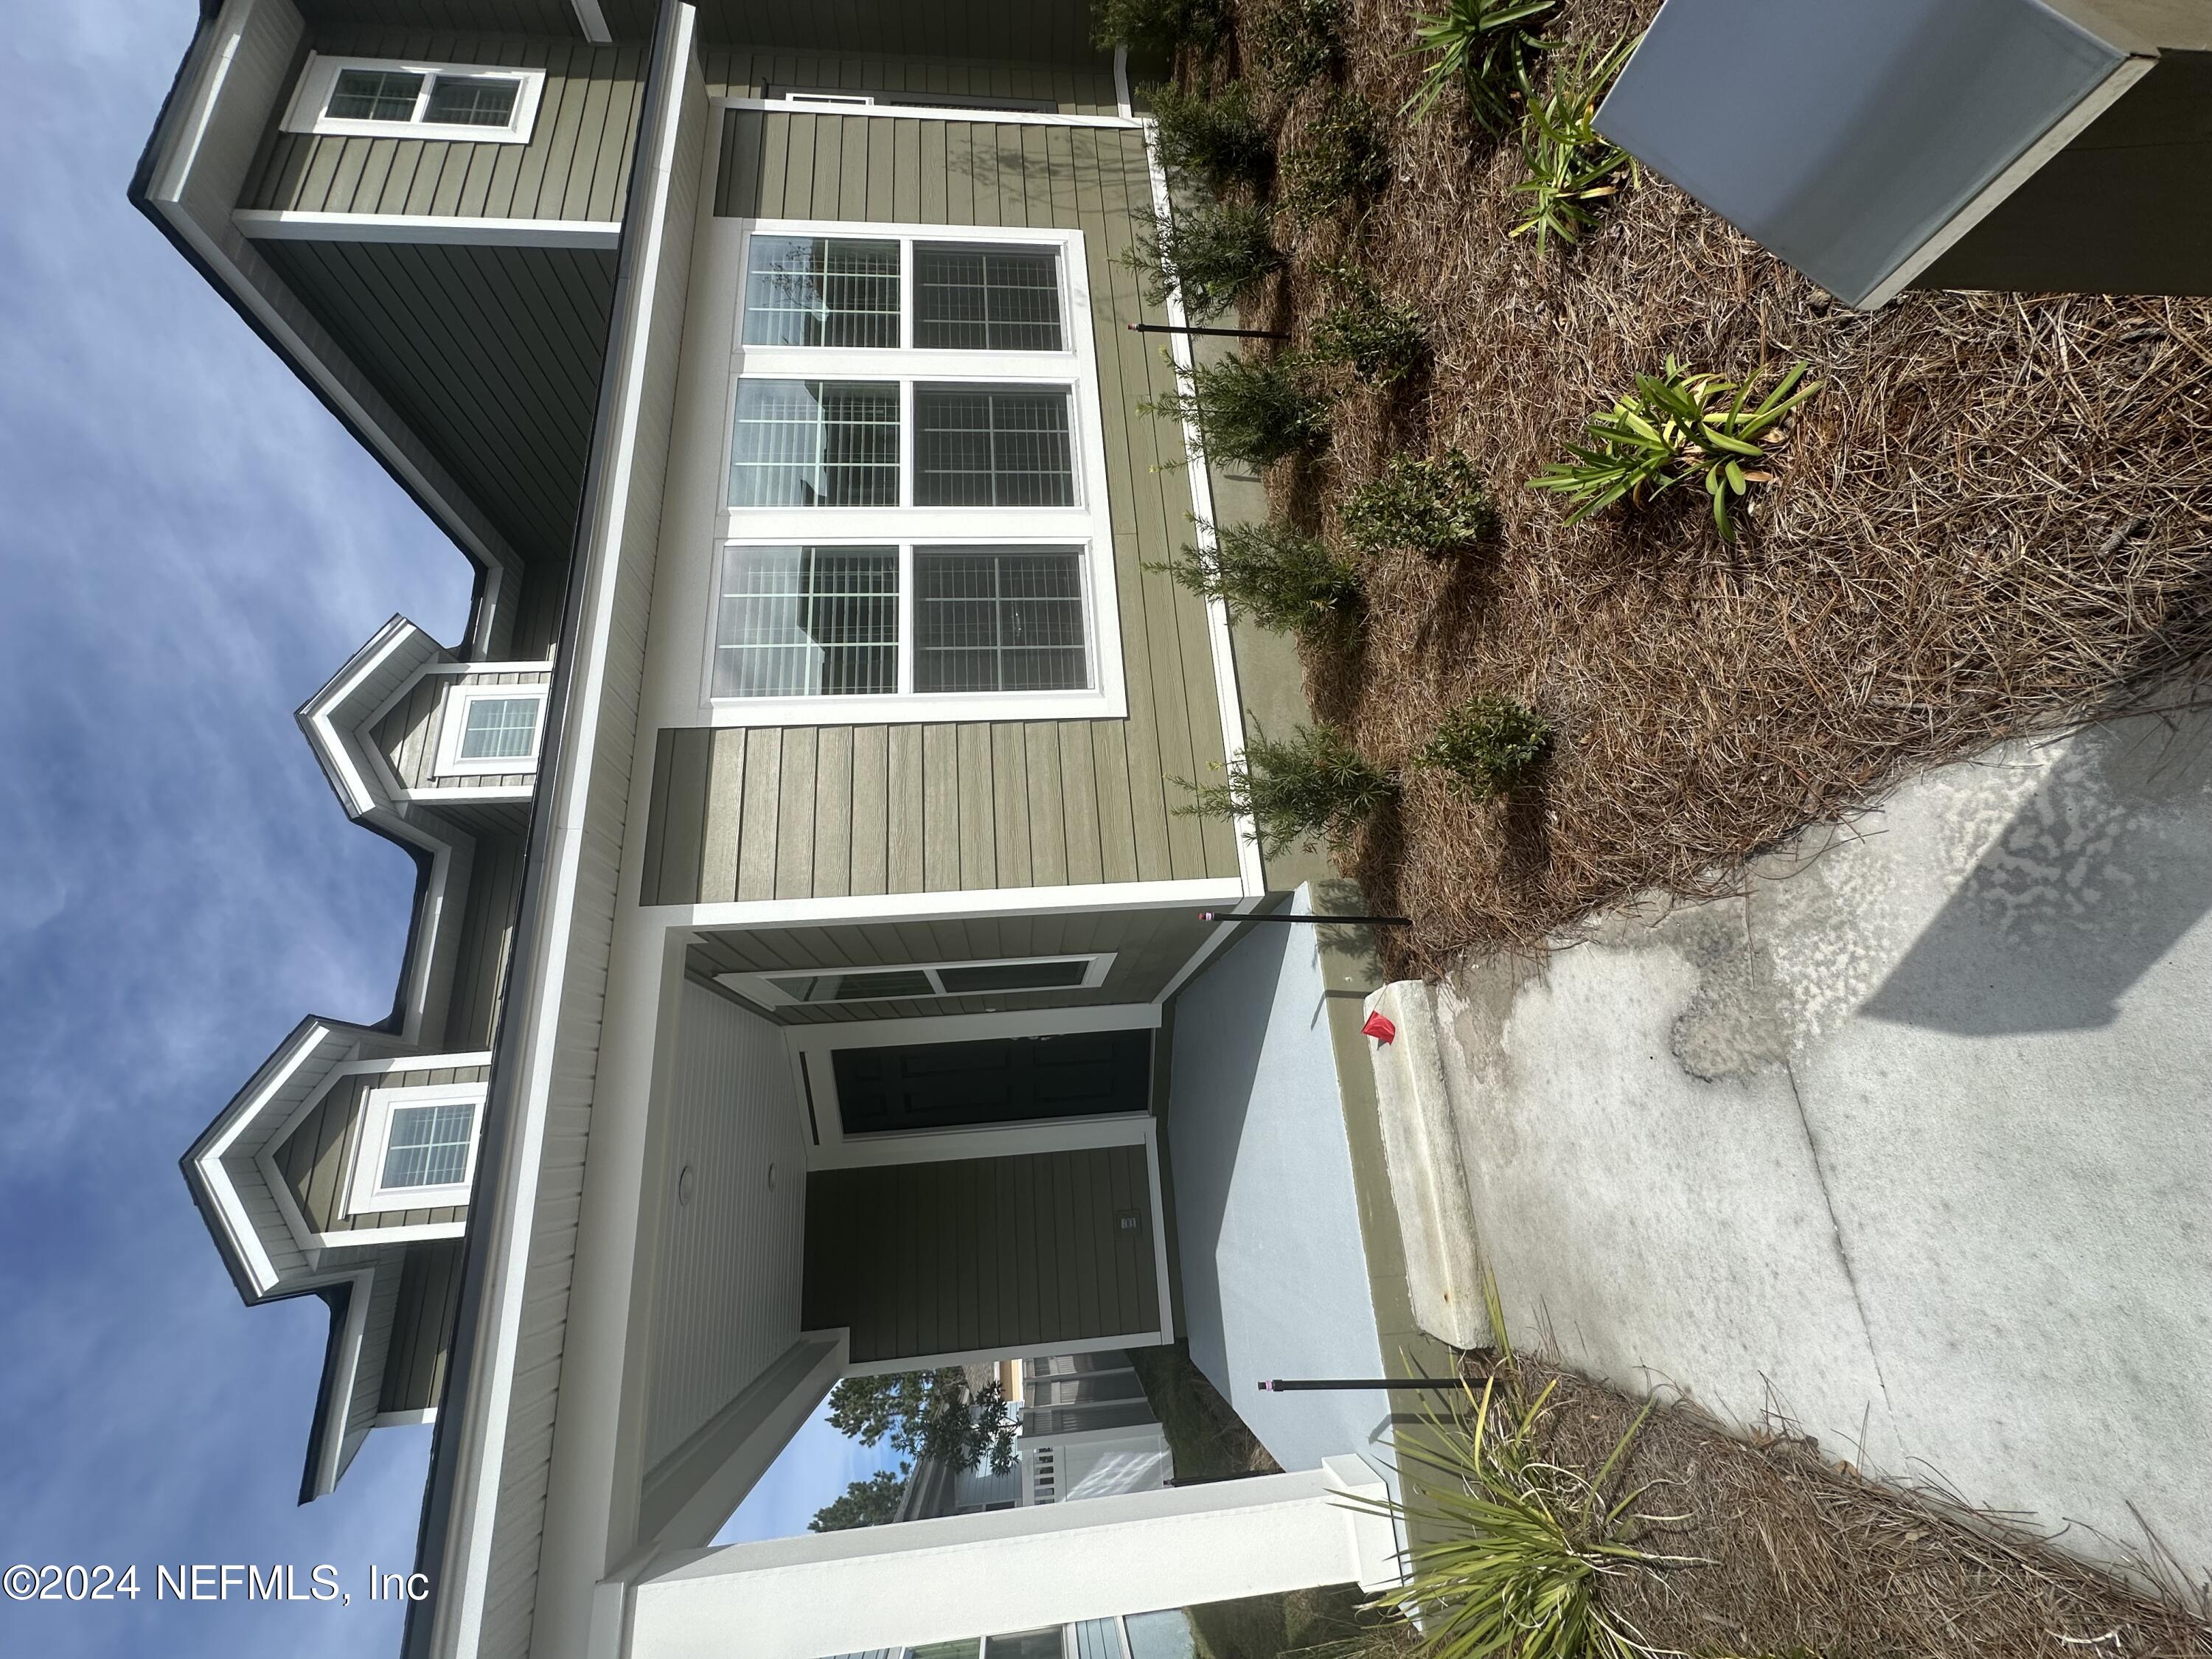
[1427,703,2212,1587]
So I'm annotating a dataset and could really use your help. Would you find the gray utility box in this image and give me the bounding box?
[1594,0,2212,307]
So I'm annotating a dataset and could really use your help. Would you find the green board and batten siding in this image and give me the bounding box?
[700,47,1116,114]
[380,1238,466,1413]
[804,1144,1159,1363]
[243,35,644,221]
[686,908,1217,1025]
[272,1064,489,1235]
[374,666,552,793]
[641,111,1239,905]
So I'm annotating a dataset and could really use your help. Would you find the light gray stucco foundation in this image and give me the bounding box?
[1427,703,2212,1585]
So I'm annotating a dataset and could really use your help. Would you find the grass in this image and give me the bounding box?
[1192,0,2212,970]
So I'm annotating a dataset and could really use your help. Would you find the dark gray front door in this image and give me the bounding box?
[831,1029,1150,1135]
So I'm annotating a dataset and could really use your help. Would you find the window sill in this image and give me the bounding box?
[703,687,1127,727]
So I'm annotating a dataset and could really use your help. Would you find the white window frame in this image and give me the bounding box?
[706,220,1124,726]
[433,682,550,777]
[345,1082,486,1217]
[720,952,1115,1009]
[281,54,549,145]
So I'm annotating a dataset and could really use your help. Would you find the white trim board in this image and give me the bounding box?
[668,877,1245,930]
[234,209,622,248]
[714,96,1141,130]
[1135,116,1264,897]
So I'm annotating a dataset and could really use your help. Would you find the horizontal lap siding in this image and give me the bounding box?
[274,1064,490,1234]
[380,1238,467,1412]
[683,907,1217,1023]
[260,239,616,566]
[448,831,526,1050]
[641,114,1237,904]
[244,34,643,220]
[701,47,1116,114]
[802,1144,1157,1363]
[373,667,549,790]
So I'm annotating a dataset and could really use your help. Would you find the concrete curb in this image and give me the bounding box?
[1364,981,1490,1350]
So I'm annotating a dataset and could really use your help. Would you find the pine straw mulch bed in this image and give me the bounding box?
[1398,1351,2212,1659]
[1178,0,2212,978]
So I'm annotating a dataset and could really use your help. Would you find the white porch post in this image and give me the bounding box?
[621,1456,1401,1659]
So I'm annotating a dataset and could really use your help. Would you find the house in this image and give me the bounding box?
[136,4,1440,1656]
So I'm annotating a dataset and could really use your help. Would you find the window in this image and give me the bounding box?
[714,222,1120,720]
[433,683,548,778]
[346,1082,484,1216]
[743,237,902,349]
[282,55,547,144]
[915,246,1065,351]
[719,953,1111,1009]
[380,1102,476,1189]
[914,548,1086,692]
[728,381,901,507]
[914,386,1074,507]
[712,546,900,698]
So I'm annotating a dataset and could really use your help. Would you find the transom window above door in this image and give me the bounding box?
[718,953,1113,1009]
[710,221,1123,723]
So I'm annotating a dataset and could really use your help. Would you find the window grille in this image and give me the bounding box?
[743,236,903,349]
[714,546,900,698]
[380,1103,476,1191]
[914,244,1063,352]
[915,547,1088,692]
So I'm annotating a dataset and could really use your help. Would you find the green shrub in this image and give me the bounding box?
[1125,200,1282,320]
[1176,723,1397,855]
[1093,0,1228,55]
[1151,521,1363,635]
[1309,282,1429,386]
[1417,694,1551,796]
[1281,93,1391,219]
[1528,356,1821,538]
[1512,36,1639,251]
[1402,0,1554,132]
[1249,0,1344,91]
[1346,1371,1694,1659]
[1341,451,1496,552]
[1147,80,1273,193]
[1143,353,1331,467]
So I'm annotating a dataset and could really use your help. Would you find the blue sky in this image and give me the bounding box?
[0,7,886,1653]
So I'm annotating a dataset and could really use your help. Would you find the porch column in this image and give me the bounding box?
[622,1455,1400,1659]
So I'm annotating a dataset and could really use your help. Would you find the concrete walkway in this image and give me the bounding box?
[1425,704,2212,1585]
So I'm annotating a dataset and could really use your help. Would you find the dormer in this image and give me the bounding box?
[299,614,550,840]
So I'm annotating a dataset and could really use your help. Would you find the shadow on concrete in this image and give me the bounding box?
[1862,709,2212,1034]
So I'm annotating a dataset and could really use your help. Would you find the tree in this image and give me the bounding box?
[826,1368,1018,1475]
[810,1468,908,1533]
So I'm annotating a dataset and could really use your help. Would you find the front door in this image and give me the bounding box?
[830,1029,1150,1135]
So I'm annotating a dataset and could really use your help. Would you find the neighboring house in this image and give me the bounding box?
[136,5,1408,1658]
[1020,1352,1172,1506]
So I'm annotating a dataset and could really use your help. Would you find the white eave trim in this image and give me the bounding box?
[234,209,622,249]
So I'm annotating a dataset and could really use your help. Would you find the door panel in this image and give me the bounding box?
[832,1029,1150,1135]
